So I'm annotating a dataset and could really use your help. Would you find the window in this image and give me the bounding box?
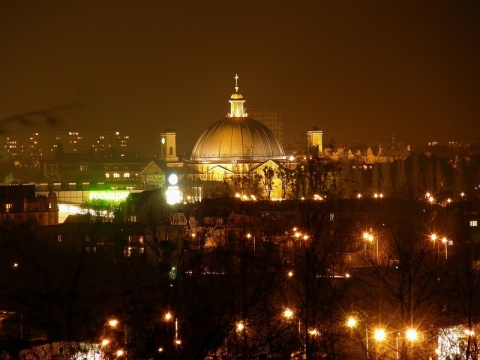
[5,203,12,213]
[105,173,110,178]
[470,220,478,227]
[113,173,120,178]
[124,172,130,178]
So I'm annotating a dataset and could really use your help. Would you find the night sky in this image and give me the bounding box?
[1,0,479,156]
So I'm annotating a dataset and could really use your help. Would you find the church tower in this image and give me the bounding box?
[159,129,179,163]
[306,126,323,156]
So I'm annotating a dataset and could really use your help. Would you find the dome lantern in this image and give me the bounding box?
[228,74,247,118]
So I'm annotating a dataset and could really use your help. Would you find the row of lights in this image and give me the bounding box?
[346,316,418,342]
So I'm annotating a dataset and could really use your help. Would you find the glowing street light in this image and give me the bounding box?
[236,321,245,332]
[406,328,418,342]
[430,233,440,256]
[441,237,449,259]
[363,231,378,262]
[346,316,357,329]
[283,308,294,319]
[374,328,386,342]
[246,233,256,255]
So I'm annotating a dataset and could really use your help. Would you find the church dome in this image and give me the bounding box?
[191,74,285,163]
[191,116,285,162]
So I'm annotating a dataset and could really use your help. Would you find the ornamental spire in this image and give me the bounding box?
[229,74,247,117]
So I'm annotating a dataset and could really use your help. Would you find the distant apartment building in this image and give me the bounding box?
[247,108,284,145]
[1,130,132,161]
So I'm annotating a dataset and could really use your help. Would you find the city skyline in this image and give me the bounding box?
[1,0,479,156]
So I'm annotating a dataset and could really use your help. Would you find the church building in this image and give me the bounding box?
[187,75,292,199]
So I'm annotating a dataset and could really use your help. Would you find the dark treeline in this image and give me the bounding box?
[1,198,479,359]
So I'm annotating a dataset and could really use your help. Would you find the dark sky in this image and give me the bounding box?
[1,0,479,156]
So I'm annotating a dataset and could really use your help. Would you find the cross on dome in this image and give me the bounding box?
[229,74,246,117]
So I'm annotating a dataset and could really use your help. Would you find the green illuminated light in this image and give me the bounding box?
[89,191,129,202]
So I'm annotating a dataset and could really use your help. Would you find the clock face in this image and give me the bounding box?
[168,173,178,186]
[161,138,165,144]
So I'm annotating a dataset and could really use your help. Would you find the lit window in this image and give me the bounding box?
[5,203,12,212]
[105,173,110,178]
[114,173,120,178]
[470,220,478,227]
[124,173,130,178]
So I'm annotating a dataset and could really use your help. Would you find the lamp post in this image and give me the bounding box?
[283,308,304,356]
[430,234,439,257]
[406,328,417,359]
[346,315,372,359]
[441,237,449,259]
[246,233,255,256]
[373,328,386,360]
[363,231,378,263]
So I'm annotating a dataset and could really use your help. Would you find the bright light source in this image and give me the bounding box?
[346,316,357,328]
[283,308,294,319]
[406,328,418,341]
[236,322,245,332]
[374,328,386,342]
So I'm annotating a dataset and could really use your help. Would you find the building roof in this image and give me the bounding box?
[190,75,285,163]
[191,117,286,162]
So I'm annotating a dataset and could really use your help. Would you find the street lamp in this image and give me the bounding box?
[282,308,304,355]
[406,328,417,342]
[236,321,245,332]
[374,328,386,342]
[363,231,378,263]
[346,316,357,329]
[108,319,119,328]
[246,233,256,256]
[441,237,449,259]
[283,308,294,319]
[430,233,439,257]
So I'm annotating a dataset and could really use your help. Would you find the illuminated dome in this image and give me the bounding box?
[191,75,285,162]
[191,117,285,162]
